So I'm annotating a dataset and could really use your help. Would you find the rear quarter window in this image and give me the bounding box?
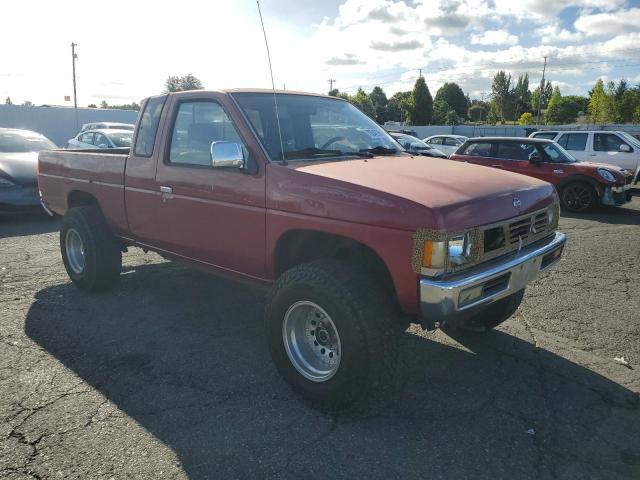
[134,95,167,157]
[462,142,493,157]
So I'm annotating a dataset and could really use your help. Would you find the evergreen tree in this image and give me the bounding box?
[409,76,433,125]
[434,82,468,119]
[4,97,12,105]
[350,88,376,119]
[368,86,388,124]
[513,74,531,117]
[588,79,609,123]
[490,71,512,122]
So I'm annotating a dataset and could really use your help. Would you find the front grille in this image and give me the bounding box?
[507,212,548,244]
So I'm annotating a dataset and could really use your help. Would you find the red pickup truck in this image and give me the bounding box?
[38,90,566,409]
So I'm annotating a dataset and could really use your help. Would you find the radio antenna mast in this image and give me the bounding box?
[257,1,287,166]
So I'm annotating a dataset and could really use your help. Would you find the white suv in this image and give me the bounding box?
[529,130,640,182]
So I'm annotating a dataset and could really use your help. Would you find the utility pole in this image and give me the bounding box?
[479,92,487,123]
[418,68,422,78]
[535,56,547,127]
[328,79,335,93]
[71,42,78,130]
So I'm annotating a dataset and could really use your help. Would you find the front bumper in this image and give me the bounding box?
[602,184,632,206]
[0,185,41,213]
[419,231,566,329]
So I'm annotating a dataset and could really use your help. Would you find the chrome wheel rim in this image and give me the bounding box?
[65,228,85,274]
[282,301,341,382]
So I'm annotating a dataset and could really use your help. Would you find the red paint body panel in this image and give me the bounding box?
[39,90,560,317]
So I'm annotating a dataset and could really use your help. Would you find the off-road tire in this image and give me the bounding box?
[60,206,122,291]
[265,260,400,412]
[560,181,597,212]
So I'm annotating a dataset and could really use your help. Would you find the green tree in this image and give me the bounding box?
[164,74,204,93]
[434,82,468,119]
[531,80,553,116]
[368,86,388,124]
[490,70,512,122]
[349,88,376,119]
[445,110,459,125]
[544,86,562,124]
[487,101,501,124]
[408,76,432,125]
[386,91,411,122]
[5,97,11,105]
[432,99,451,124]
[513,74,531,118]
[618,88,640,123]
[87,103,97,108]
[468,104,486,122]
[100,100,109,109]
[588,79,609,123]
[328,88,340,97]
[518,112,534,125]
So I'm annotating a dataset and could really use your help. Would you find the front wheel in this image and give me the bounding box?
[560,182,596,212]
[265,260,400,411]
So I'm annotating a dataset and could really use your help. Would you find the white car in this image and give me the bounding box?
[79,122,134,133]
[67,129,133,150]
[529,130,640,181]
[422,135,468,156]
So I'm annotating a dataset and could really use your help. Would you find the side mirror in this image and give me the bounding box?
[210,141,245,169]
[619,144,631,153]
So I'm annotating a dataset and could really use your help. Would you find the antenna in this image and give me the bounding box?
[257,1,287,166]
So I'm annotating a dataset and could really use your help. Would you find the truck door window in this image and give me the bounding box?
[594,133,630,152]
[169,101,244,166]
[134,95,167,157]
[558,133,587,151]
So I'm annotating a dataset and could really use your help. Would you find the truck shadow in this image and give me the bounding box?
[25,263,640,479]
[0,212,59,239]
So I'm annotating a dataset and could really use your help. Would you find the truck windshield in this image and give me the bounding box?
[232,93,400,161]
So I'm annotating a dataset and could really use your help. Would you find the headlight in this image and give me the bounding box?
[448,233,473,266]
[597,168,615,183]
[0,177,16,188]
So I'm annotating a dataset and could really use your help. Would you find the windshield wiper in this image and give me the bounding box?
[284,147,343,159]
[360,146,398,155]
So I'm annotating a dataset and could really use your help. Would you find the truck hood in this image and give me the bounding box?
[268,155,555,232]
[0,152,38,186]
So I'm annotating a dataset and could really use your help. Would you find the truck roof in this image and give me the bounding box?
[166,89,337,99]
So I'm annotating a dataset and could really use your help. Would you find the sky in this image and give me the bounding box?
[1,0,639,107]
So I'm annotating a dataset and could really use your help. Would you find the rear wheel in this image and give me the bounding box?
[265,260,400,411]
[60,206,122,291]
[560,182,596,212]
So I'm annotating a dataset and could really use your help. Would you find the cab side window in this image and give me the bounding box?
[134,95,167,157]
[558,133,587,151]
[594,133,631,152]
[169,101,244,166]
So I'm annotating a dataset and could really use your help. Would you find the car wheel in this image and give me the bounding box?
[60,206,122,291]
[560,182,596,212]
[265,259,400,412]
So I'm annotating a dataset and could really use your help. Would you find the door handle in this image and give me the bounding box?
[491,165,504,168]
[159,186,173,194]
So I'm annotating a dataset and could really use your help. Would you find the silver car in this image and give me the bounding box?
[80,122,134,133]
[0,128,57,213]
[67,129,133,150]
[423,134,468,156]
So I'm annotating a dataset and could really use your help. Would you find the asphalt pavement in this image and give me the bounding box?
[1,201,639,479]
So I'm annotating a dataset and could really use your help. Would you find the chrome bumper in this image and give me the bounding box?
[419,231,566,329]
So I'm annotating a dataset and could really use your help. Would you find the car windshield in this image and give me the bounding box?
[619,132,640,149]
[106,131,132,147]
[0,131,56,152]
[232,93,400,161]
[542,142,576,163]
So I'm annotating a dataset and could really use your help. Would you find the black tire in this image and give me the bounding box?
[265,260,400,412]
[560,181,597,212]
[453,289,525,333]
[60,206,122,292]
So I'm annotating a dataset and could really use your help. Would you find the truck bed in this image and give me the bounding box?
[38,149,130,234]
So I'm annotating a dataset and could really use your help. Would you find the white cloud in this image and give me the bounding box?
[574,8,640,36]
[471,29,518,46]
[493,0,626,20]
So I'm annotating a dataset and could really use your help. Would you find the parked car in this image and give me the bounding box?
[423,135,468,156]
[389,133,447,158]
[80,122,134,133]
[529,130,640,182]
[39,90,566,409]
[67,129,133,150]
[0,128,56,213]
[450,137,634,212]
